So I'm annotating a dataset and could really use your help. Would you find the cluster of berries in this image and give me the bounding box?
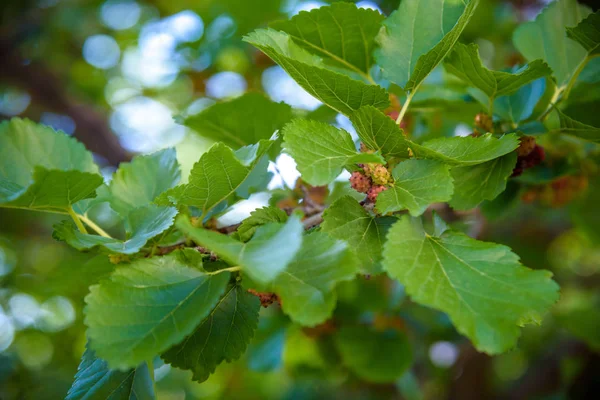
[512,136,545,177]
[350,144,393,202]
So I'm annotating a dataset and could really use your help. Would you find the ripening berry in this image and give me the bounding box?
[474,113,493,132]
[350,171,371,193]
[387,110,400,121]
[367,185,387,202]
[371,164,391,185]
[517,136,536,157]
[512,144,545,177]
[359,142,374,153]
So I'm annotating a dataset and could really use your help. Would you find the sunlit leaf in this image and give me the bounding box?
[85,253,230,369]
[0,118,102,212]
[449,153,517,210]
[376,160,453,216]
[271,2,384,75]
[162,284,260,382]
[244,29,389,115]
[382,214,559,354]
[176,214,303,285]
[183,93,292,149]
[108,148,180,217]
[282,119,384,185]
[350,106,411,160]
[321,195,395,274]
[375,0,479,92]
[54,205,177,254]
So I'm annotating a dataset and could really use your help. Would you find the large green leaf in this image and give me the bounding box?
[350,106,411,160]
[263,231,358,326]
[0,118,102,212]
[162,284,260,382]
[282,119,384,186]
[66,346,155,400]
[334,325,412,383]
[551,108,600,143]
[157,141,272,218]
[449,152,517,210]
[321,195,395,274]
[444,43,551,100]
[235,206,288,242]
[85,253,230,369]
[376,160,453,216]
[410,133,519,166]
[270,2,384,76]
[243,29,389,115]
[375,0,479,92]
[382,214,559,354]
[108,149,180,217]
[176,215,303,285]
[183,93,292,149]
[513,0,592,87]
[567,10,600,56]
[54,205,177,254]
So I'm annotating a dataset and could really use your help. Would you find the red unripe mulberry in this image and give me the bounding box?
[367,185,387,202]
[350,171,371,193]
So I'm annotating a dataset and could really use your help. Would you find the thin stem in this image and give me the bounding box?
[207,266,242,275]
[396,91,415,126]
[539,86,564,122]
[563,55,597,101]
[78,214,112,238]
[67,207,87,234]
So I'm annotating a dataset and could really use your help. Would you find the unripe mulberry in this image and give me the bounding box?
[517,136,536,157]
[371,164,391,185]
[350,171,371,193]
[367,185,387,202]
[474,113,493,132]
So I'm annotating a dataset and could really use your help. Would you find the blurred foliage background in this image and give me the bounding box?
[1,0,599,399]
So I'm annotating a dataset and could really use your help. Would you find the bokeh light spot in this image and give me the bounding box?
[83,34,120,69]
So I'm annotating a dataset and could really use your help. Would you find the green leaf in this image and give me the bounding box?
[282,119,384,186]
[376,160,453,216]
[108,148,180,217]
[491,77,547,123]
[270,2,384,76]
[444,43,551,100]
[0,118,102,212]
[263,231,358,326]
[334,325,412,383]
[183,93,292,149]
[410,133,519,166]
[54,205,177,254]
[375,0,479,92]
[449,152,517,210]
[162,284,260,382]
[176,214,303,285]
[321,195,395,274]
[382,214,559,354]
[551,108,600,143]
[350,106,411,160]
[513,0,592,87]
[66,346,155,400]
[243,29,389,115]
[235,206,288,242]
[85,253,230,369]
[567,10,600,56]
[157,141,272,217]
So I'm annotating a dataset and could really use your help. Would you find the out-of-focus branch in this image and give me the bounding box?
[0,36,130,165]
